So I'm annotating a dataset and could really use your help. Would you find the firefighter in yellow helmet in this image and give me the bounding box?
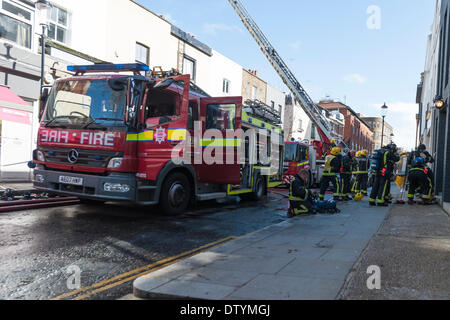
[319,147,342,201]
[321,139,337,160]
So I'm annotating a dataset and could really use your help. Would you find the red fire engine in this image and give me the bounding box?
[32,64,284,215]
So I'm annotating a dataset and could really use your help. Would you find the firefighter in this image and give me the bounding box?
[288,170,316,216]
[369,144,400,207]
[320,147,341,201]
[355,149,370,196]
[409,144,435,195]
[340,150,355,201]
[351,151,361,195]
[407,157,433,205]
[321,139,337,160]
[384,143,400,203]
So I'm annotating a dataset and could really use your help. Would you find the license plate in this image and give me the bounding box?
[59,176,83,186]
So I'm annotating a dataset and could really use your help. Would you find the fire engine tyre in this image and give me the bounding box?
[160,172,192,216]
[251,176,266,201]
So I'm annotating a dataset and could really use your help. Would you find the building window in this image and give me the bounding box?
[279,105,282,114]
[311,124,316,140]
[0,0,32,48]
[251,86,258,100]
[270,101,275,109]
[183,54,196,82]
[47,5,69,44]
[136,42,149,65]
[223,79,230,94]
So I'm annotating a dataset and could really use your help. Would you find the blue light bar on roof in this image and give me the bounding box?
[67,63,150,73]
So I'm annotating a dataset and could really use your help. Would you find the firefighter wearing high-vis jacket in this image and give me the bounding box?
[407,157,433,205]
[340,150,355,201]
[354,150,370,196]
[409,144,435,196]
[288,171,315,216]
[320,147,342,201]
[369,144,400,207]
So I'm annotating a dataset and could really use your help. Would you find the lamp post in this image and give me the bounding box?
[35,0,51,94]
[381,103,388,148]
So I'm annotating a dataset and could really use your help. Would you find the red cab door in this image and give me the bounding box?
[195,97,242,185]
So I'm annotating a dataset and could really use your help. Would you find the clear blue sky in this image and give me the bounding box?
[138,0,436,150]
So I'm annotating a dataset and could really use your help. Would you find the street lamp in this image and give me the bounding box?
[381,103,388,147]
[35,0,51,93]
[434,95,446,110]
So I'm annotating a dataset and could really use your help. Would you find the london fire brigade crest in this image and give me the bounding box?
[155,127,167,144]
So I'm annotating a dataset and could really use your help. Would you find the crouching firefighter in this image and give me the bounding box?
[288,170,315,217]
[407,157,433,205]
[320,147,342,201]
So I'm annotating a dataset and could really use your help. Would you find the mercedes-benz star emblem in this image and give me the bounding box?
[68,149,79,164]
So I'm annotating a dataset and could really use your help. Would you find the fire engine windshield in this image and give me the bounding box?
[43,79,127,128]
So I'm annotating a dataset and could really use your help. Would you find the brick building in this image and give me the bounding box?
[318,100,374,153]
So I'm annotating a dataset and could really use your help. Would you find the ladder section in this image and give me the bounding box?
[228,0,334,144]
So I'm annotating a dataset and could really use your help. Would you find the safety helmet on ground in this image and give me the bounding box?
[331,147,341,156]
[354,193,363,202]
[413,157,425,167]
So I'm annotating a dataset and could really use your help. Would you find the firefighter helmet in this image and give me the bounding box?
[356,151,361,158]
[413,157,425,167]
[354,193,363,202]
[331,139,336,144]
[331,147,341,156]
[360,150,369,157]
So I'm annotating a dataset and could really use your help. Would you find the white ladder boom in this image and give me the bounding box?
[228,0,335,143]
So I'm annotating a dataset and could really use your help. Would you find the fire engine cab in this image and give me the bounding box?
[32,63,283,215]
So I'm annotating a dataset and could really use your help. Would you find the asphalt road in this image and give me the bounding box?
[0,191,290,300]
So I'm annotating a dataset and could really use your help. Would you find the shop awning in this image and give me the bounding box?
[0,85,28,109]
[0,85,32,125]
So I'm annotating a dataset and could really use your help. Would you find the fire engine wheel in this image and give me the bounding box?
[160,172,191,216]
[251,176,266,201]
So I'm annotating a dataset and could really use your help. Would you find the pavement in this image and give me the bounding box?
[339,202,450,300]
[133,194,392,300]
[0,182,34,193]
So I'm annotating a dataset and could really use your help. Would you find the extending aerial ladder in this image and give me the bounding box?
[228,0,340,146]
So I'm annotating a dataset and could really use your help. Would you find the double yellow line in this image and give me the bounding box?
[52,236,237,300]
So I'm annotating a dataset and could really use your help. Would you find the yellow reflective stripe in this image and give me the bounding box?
[201,138,242,147]
[297,161,310,167]
[242,111,283,134]
[126,133,139,142]
[137,130,154,141]
[168,129,187,141]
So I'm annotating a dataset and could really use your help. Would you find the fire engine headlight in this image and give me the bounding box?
[35,174,44,183]
[104,183,130,193]
[36,150,45,162]
[107,158,123,169]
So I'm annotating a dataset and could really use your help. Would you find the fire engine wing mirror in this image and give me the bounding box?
[39,88,49,120]
[108,77,128,91]
[152,78,175,90]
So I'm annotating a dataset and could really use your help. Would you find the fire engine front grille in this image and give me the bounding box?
[40,147,123,168]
